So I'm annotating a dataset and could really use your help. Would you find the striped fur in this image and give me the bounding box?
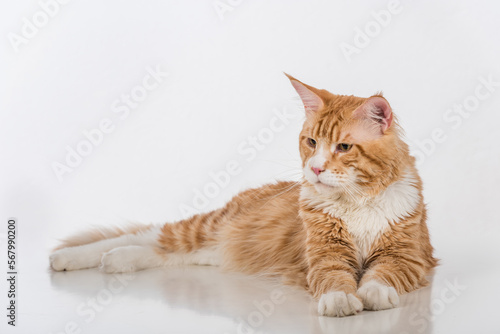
[53,223,153,250]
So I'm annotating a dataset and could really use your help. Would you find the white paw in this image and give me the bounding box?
[99,247,137,274]
[50,249,73,271]
[318,291,363,317]
[357,280,399,311]
[50,248,98,271]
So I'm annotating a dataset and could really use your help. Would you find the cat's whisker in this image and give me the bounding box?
[257,181,302,208]
[245,180,301,204]
[274,172,303,181]
[340,183,358,202]
[257,158,302,169]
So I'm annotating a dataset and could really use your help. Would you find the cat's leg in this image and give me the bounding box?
[51,224,222,273]
[99,245,165,273]
[357,215,437,311]
[302,211,363,317]
[50,226,161,271]
[51,205,230,272]
[100,245,221,273]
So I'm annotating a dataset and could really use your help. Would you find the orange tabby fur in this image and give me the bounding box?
[52,75,437,316]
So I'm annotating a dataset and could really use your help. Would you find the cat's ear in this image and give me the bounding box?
[350,96,393,141]
[285,73,325,117]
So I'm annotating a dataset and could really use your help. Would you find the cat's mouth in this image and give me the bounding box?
[313,180,337,191]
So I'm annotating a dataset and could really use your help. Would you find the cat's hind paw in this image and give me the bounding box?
[50,248,97,271]
[357,280,399,311]
[50,250,72,271]
[318,291,363,317]
[99,246,139,274]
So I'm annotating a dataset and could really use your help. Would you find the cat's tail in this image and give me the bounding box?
[53,223,154,250]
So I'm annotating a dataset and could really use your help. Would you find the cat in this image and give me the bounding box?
[50,74,437,317]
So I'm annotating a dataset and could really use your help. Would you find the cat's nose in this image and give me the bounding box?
[311,167,324,175]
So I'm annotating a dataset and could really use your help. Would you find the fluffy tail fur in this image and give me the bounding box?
[53,223,154,250]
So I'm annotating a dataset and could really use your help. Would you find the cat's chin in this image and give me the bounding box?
[312,182,342,195]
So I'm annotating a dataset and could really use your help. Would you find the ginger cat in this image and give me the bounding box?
[50,74,437,317]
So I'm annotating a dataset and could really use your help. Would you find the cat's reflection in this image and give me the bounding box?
[50,266,317,333]
[50,267,432,334]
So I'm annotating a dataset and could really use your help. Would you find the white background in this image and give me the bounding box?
[1,0,500,333]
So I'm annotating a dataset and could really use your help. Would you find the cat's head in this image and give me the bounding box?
[287,74,411,197]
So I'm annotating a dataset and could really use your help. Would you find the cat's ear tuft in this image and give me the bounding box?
[354,96,393,133]
[284,73,324,117]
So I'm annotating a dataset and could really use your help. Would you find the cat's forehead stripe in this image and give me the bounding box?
[311,117,344,143]
[319,118,330,138]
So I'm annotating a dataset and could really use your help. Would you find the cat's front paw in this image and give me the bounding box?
[318,291,363,317]
[357,280,399,311]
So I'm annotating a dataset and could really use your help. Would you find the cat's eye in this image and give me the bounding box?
[307,138,317,148]
[337,143,352,152]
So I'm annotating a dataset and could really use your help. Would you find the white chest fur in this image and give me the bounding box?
[300,171,421,259]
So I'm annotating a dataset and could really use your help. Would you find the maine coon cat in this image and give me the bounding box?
[50,74,437,317]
